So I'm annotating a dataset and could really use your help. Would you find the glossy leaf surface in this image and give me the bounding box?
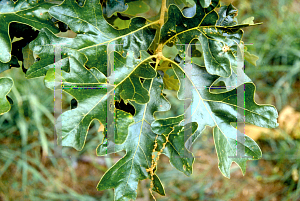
[161,1,260,78]
[44,50,157,150]
[151,61,278,177]
[96,75,171,200]
[26,0,155,78]
[0,0,59,63]
[0,0,279,200]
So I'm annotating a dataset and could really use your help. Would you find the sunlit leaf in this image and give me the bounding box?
[161,1,261,77]
[151,60,278,177]
[96,74,171,200]
[26,0,156,78]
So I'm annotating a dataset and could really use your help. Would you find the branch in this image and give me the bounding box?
[155,0,168,58]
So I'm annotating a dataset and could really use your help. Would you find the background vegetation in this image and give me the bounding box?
[0,0,299,200]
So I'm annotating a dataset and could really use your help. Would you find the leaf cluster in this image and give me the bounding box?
[0,0,278,200]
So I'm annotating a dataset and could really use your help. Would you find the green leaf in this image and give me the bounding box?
[151,61,278,177]
[157,61,179,91]
[241,16,255,25]
[213,126,261,178]
[161,1,261,78]
[198,28,241,77]
[117,52,157,104]
[175,0,195,6]
[0,56,20,74]
[162,45,178,60]
[55,30,77,38]
[209,68,252,94]
[160,0,220,45]
[27,34,88,78]
[200,0,211,8]
[96,74,171,201]
[22,44,35,70]
[11,36,24,43]
[122,1,150,16]
[45,50,157,150]
[152,121,198,176]
[216,3,238,26]
[0,77,13,115]
[0,0,280,199]
[151,115,185,135]
[113,17,131,29]
[26,0,155,78]
[152,174,165,196]
[161,0,232,77]
[210,40,253,93]
[244,50,259,66]
[0,0,59,63]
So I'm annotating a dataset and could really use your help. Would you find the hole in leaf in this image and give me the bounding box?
[22,64,27,73]
[174,54,182,63]
[117,12,130,20]
[70,98,78,109]
[115,99,135,116]
[6,96,13,105]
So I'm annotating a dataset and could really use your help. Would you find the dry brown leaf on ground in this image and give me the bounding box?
[278,105,300,138]
[98,122,104,132]
[244,106,300,141]
[244,125,274,141]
